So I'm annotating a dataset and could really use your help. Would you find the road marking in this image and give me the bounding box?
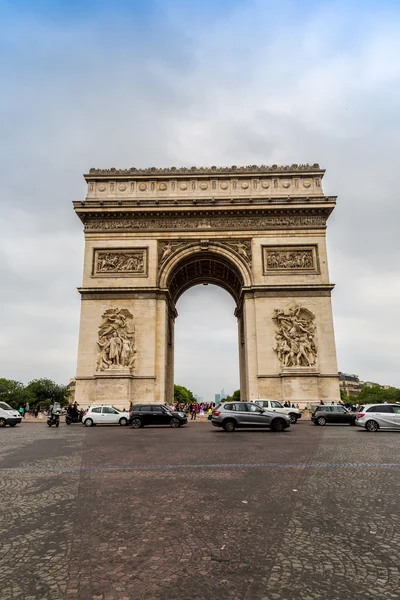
[1,462,400,472]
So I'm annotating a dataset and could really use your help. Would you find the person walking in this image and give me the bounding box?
[191,403,198,420]
[19,406,25,419]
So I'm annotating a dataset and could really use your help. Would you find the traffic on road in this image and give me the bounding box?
[4,399,400,433]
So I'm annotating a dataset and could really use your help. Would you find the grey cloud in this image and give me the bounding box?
[1,1,400,398]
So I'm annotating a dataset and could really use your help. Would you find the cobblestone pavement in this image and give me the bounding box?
[1,422,400,600]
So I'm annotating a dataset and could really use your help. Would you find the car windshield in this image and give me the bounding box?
[112,406,121,412]
[0,402,13,411]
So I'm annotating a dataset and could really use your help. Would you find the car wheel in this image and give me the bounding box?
[131,418,142,429]
[366,420,379,432]
[84,418,93,427]
[222,419,236,432]
[119,417,128,426]
[170,417,180,428]
[271,418,286,432]
[0,418,6,428]
[317,416,326,426]
[289,413,298,424]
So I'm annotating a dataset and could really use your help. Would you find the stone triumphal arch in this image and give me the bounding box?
[73,164,340,408]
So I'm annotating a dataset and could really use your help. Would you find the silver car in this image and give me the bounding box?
[211,401,291,432]
[355,404,400,432]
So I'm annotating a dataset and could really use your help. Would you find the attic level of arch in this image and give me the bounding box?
[83,171,328,202]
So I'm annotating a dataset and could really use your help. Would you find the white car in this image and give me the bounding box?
[254,399,302,424]
[82,405,129,427]
[0,401,22,427]
[355,403,400,432]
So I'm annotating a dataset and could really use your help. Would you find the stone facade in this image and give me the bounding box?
[74,164,340,408]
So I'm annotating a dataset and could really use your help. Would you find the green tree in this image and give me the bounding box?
[0,378,32,409]
[358,385,400,405]
[340,389,351,403]
[223,389,240,402]
[25,378,70,408]
[174,384,195,404]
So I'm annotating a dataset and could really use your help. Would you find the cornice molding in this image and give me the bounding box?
[85,163,324,178]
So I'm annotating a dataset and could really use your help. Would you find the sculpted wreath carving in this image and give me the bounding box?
[273,303,317,368]
[96,308,137,372]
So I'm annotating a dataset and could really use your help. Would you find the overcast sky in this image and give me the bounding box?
[1,0,399,401]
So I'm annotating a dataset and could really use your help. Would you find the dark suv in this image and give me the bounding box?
[129,404,187,428]
[311,405,356,426]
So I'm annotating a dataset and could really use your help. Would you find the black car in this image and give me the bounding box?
[129,404,187,428]
[311,405,356,426]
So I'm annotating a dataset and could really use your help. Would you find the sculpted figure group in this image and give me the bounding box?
[267,250,313,270]
[273,304,317,368]
[96,308,137,372]
[97,252,144,273]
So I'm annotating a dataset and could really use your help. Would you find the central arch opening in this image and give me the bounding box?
[174,285,239,403]
[164,250,246,404]
[167,251,244,305]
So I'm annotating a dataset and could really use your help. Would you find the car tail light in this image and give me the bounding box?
[357,413,365,418]
[213,411,220,416]
[83,411,87,417]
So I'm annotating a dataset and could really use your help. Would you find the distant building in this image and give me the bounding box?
[220,388,227,400]
[215,393,221,404]
[362,381,381,388]
[339,372,395,397]
[338,373,361,397]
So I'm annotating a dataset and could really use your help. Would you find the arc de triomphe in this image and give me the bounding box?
[73,164,340,408]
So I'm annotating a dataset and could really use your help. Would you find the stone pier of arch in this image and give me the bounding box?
[73,164,340,409]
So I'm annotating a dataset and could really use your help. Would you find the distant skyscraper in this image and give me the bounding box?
[215,393,221,404]
[220,388,227,400]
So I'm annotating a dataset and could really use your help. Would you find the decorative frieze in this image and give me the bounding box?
[85,213,327,232]
[263,245,319,275]
[273,303,317,368]
[93,248,148,277]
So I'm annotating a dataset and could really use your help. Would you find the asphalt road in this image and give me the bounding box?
[1,420,400,600]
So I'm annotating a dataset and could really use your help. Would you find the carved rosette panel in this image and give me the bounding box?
[273,303,317,368]
[263,245,319,275]
[85,214,327,232]
[93,248,148,277]
[96,308,137,373]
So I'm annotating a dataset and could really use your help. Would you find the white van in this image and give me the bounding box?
[0,402,22,427]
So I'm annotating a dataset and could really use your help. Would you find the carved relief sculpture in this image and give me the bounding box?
[263,246,318,275]
[157,239,252,270]
[273,303,317,368]
[85,214,327,232]
[94,249,148,276]
[96,308,137,372]
[223,240,252,265]
[158,241,187,265]
[268,250,313,270]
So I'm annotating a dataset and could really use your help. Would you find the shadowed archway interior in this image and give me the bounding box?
[166,251,244,305]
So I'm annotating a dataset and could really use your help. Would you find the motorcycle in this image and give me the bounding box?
[65,411,83,425]
[47,402,62,427]
[47,413,60,427]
